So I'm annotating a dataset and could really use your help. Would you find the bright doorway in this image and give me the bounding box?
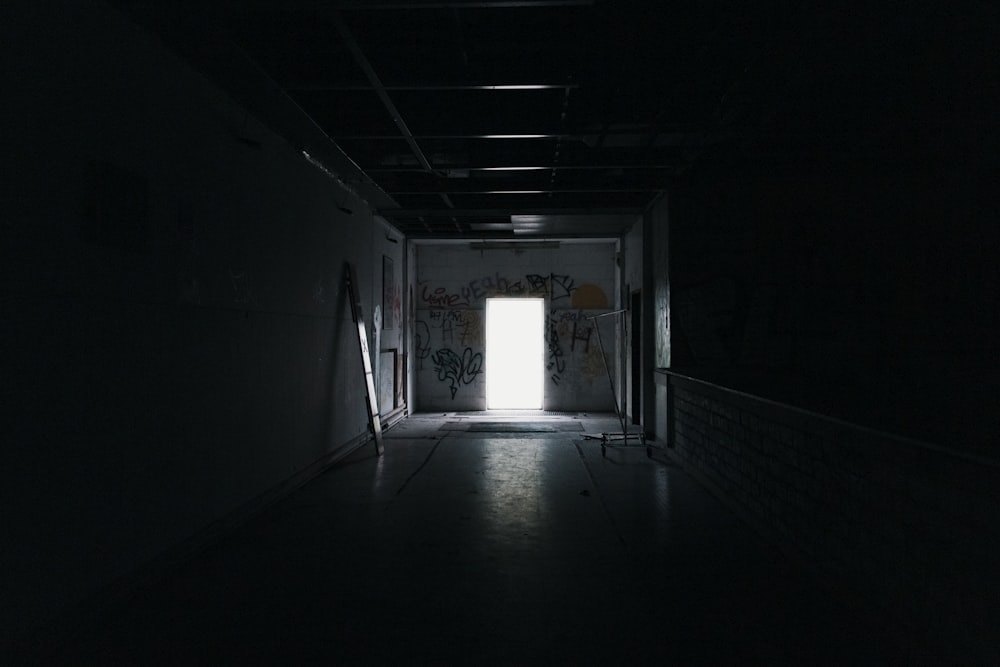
[485,298,544,409]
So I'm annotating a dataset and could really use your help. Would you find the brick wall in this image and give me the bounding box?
[660,371,1000,663]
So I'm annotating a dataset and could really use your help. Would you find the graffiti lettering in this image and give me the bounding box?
[429,310,462,322]
[415,321,431,369]
[420,273,537,307]
[555,309,587,322]
[551,274,575,300]
[545,313,566,384]
[570,321,592,353]
[526,273,576,300]
[459,316,481,347]
[426,310,483,347]
[432,347,484,399]
[420,282,470,308]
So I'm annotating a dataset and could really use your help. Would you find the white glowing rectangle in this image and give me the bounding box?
[486,298,544,410]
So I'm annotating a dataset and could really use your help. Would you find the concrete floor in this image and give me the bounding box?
[46,412,905,665]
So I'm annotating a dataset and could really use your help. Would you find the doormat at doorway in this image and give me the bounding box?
[440,421,584,432]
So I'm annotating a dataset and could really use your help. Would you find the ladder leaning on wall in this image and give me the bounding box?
[345,262,384,456]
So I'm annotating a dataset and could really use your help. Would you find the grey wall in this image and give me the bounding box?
[666,166,999,455]
[1,0,397,644]
[648,196,671,440]
[622,219,643,424]
[661,3,999,456]
[653,4,1000,660]
[414,242,619,412]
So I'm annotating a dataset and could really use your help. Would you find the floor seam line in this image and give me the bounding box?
[390,434,447,501]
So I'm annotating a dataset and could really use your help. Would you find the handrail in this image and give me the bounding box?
[657,368,1000,469]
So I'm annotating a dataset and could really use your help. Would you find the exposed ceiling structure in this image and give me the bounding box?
[115,0,808,237]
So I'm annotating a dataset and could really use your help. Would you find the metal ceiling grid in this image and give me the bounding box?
[115,0,796,237]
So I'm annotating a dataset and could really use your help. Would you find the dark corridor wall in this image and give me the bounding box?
[1,0,396,645]
[666,3,1000,456]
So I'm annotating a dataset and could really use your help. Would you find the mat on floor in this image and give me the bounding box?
[440,421,584,432]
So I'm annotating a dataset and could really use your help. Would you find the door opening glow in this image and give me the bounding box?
[486,298,544,409]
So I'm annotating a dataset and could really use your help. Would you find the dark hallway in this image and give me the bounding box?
[4,1,1000,664]
[42,414,903,665]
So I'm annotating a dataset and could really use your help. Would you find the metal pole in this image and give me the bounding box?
[588,308,627,319]
[591,313,628,437]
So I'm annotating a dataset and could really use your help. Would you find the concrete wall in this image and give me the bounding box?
[622,218,643,424]
[655,5,1000,660]
[667,168,999,454]
[648,196,671,440]
[414,242,618,412]
[660,371,1000,663]
[1,0,397,645]
[662,2,998,458]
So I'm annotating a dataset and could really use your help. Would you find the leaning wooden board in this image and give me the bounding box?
[346,262,384,456]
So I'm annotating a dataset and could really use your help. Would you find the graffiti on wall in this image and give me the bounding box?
[415,320,432,370]
[420,271,610,311]
[417,311,484,392]
[427,309,483,347]
[545,312,566,381]
[526,273,575,301]
[545,310,604,386]
[544,309,605,386]
[415,265,613,403]
[432,347,484,398]
[419,273,533,308]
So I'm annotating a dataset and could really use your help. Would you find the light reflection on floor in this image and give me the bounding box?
[45,412,907,666]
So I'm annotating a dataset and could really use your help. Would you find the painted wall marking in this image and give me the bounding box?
[432,347,484,398]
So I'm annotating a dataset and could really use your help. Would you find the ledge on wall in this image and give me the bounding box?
[656,365,996,459]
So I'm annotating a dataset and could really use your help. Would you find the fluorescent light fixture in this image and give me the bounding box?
[476,166,549,172]
[469,241,559,250]
[481,135,551,139]
[470,222,514,231]
[488,85,562,90]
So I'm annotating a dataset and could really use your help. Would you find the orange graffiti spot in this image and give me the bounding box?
[571,283,609,309]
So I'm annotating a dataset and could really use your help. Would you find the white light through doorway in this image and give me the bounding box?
[486,298,544,409]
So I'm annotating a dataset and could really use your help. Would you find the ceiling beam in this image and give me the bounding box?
[365,164,681,172]
[289,83,580,91]
[204,0,593,7]
[332,1,594,8]
[378,207,643,217]
[386,187,665,194]
[380,172,670,193]
[328,10,436,173]
[334,131,730,145]
[338,134,565,140]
